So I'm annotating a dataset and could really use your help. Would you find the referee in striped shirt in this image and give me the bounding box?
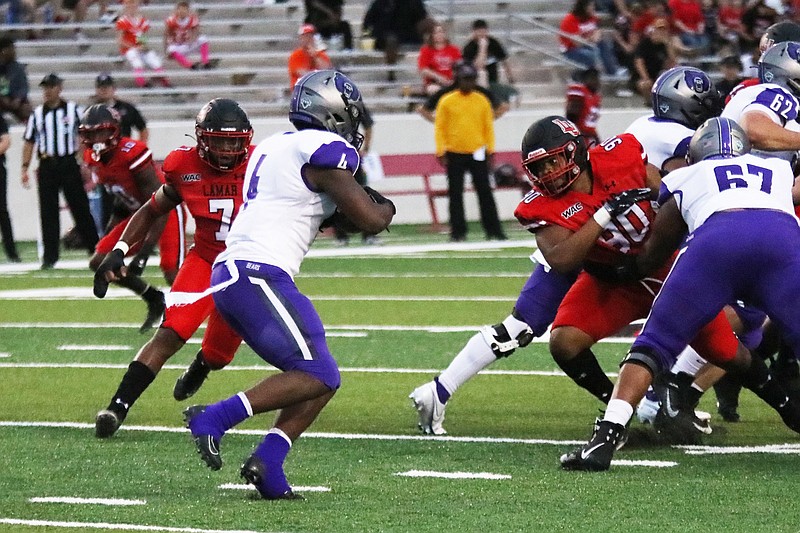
[21,73,98,269]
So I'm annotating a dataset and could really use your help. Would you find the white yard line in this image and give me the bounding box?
[218,483,330,493]
[0,362,607,377]
[0,518,272,533]
[396,470,511,480]
[58,345,132,351]
[29,497,145,506]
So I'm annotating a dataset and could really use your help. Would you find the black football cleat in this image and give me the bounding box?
[95,409,124,438]
[560,420,625,472]
[240,455,303,500]
[173,354,211,401]
[183,405,223,470]
[776,397,800,434]
[653,373,711,444]
[139,291,166,334]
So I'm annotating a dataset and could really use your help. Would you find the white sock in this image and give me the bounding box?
[501,314,530,338]
[671,347,707,377]
[604,398,634,426]
[237,391,254,417]
[437,331,498,395]
[267,427,292,447]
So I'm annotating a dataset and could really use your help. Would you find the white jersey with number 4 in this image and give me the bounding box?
[661,153,796,233]
[215,129,360,278]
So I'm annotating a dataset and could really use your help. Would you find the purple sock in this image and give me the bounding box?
[252,431,292,496]
[434,376,450,404]
[190,393,250,440]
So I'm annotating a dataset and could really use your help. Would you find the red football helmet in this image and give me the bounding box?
[520,116,588,197]
[79,104,121,162]
[195,98,253,171]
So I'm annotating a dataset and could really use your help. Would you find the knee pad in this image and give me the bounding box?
[480,322,534,358]
[621,345,663,377]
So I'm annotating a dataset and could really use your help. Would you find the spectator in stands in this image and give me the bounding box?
[21,73,98,269]
[0,112,18,263]
[362,0,431,81]
[116,0,172,88]
[611,4,641,72]
[631,0,668,38]
[717,0,745,55]
[304,0,353,50]
[566,67,602,147]
[0,36,31,123]
[715,54,744,99]
[631,17,677,101]
[739,0,778,67]
[288,23,332,90]
[668,0,710,52]
[164,0,212,70]
[462,19,518,107]
[62,0,114,41]
[434,63,506,243]
[418,22,462,96]
[559,0,627,77]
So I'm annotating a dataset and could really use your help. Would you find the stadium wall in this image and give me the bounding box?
[5,107,649,242]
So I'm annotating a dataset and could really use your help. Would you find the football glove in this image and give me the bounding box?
[126,252,149,277]
[603,188,652,217]
[583,256,643,283]
[363,186,396,215]
[93,248,125,298]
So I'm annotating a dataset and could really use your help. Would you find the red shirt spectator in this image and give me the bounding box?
[559,11,600,52]
[417,22,462,95]
[668,0,705,33]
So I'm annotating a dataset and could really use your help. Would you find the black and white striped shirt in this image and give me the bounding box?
[23,100,84,158]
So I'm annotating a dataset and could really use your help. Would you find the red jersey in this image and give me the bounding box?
[514,134,651,265]
[86,138,160,212]
[417,44,462,87]
[162,145,252,264]
[116,14,150,53]
[725,77,759,104]
[566,82,601,141]
[164,13,199,45]
[559,13,599,51]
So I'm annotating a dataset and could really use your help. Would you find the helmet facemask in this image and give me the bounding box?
[197,129,252,171]
[79,124,119,162]
[523,141,582,197]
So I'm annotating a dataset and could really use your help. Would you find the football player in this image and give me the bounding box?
[561,118,800,471]
[409,68,723,437]
[81,104,185,333]
[92,98,253,439]
[183,70,395,499]
[725,21,800,103]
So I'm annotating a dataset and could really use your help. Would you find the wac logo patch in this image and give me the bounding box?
[181,173,201,182]
[561,202,584,219]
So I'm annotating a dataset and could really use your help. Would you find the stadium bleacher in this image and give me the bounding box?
[0,0,659,121]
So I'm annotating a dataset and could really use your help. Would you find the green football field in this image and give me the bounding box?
[1,224,799,533]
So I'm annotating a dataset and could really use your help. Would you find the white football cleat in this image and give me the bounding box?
[409,381,447,435]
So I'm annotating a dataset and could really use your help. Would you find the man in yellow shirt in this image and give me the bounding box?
[434,62,506,241]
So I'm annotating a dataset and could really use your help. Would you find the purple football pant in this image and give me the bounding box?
[634,210,800,370]
[211,260,341,390]
[514,263,578,336]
